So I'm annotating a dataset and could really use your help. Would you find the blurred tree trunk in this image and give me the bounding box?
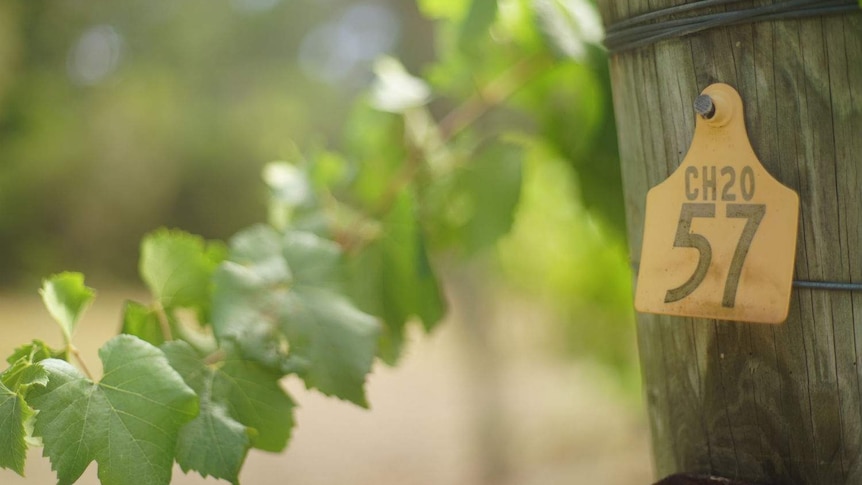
[447,263,512,485]
[596,1,862,483]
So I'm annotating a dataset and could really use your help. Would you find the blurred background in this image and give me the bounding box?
[0,0,652,483]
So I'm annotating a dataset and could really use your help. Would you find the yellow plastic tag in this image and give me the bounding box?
[634,83,799,324]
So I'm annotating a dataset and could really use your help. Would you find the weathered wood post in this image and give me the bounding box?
[595,1,862,483]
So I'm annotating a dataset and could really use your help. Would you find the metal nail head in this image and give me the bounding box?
[694,94,716,119]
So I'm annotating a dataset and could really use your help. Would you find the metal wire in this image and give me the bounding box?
[792,280,862,291]
[604,0,860,53]
[629,264,862,292]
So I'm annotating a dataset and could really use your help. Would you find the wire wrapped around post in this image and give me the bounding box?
[604,0,860,53]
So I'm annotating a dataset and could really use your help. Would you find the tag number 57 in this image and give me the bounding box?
[664,203,765,307]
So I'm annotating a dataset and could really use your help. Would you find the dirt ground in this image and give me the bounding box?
[0,289,653,485]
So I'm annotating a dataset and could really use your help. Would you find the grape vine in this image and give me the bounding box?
[2,188,441,484]
[0,0,620,483]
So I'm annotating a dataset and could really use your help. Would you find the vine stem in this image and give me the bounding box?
[437,53,551,143]
[377,52,550,212]
[203,349,226,366]
[336,148,420,255]
[153,302,174,341]
[69,345,94,380]
[334,53,550,255]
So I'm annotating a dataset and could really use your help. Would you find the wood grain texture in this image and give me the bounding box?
[597,1,862,483]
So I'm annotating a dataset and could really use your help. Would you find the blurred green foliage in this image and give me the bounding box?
[0,0,636,378]
[0,0,433,284]
[361,0,637,379]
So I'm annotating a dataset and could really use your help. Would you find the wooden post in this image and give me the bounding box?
[596,2,862,483]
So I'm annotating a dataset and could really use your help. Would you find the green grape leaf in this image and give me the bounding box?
[215,352,295,451]
[213,226,379,406]
[455,140,523,252]
[163,342,254,484]
[227,224,291,283]
[0,382,32,475]
[163,340,294,455]
[120,300,165,346]
[39,272,95,344]
[427,140,523,254]
[2,355,49,393]
[348,190,446,364]
[175,400,250,485]
[211,226,294,372]
[458,0,498,54]
[282,230,342,289]
[140,229,226,314]
[280,288,379,405]
[27,335,198,485]
[6,340,64,366]
[0,353,48,476]
[343,105,407,210]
